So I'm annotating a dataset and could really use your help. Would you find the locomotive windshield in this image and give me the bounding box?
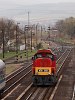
[34,53,54,60]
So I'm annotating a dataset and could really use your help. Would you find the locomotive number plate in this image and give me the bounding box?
[38,69,49,72]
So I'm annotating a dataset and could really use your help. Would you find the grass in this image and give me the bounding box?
[0,51,16,60]
[6,64,21,75]
[17,50,36,60]
[5,50,37,75]
[0,50,37,60]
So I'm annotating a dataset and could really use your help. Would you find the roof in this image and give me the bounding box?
[36,49,53,54]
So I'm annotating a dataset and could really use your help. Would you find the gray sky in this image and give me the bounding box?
[0,0,75,6]
[1,0,75,25]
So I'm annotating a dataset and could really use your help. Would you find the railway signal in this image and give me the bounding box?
[24,25,29,61]
[48,26,51,38]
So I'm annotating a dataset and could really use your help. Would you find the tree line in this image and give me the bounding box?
[0,18,44,52]
[1,17,75,52]
[0,18,22,51]
[55,17,75,38]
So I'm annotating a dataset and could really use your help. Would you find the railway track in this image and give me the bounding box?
[52,47,75,100]
[15,48,72,100]
[1,47,72,100]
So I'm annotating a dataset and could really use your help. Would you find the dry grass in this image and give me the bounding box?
[6,63,21,75]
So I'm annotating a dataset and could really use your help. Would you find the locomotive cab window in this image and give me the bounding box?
[37,54,42,58]
[34,54,42,59]
[46,53,53,58]
[46,53,55,61]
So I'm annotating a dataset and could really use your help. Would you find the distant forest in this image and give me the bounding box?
[55,17,75,38]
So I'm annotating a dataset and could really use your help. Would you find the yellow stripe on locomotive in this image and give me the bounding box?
[35,67,51,75]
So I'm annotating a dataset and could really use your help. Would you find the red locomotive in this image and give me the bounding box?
[32,49,57,85]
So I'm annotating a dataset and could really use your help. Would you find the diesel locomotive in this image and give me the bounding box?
[32,49,57,85]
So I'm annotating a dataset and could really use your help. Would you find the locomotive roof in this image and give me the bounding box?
[36,49,54,54]
[0,59,5,69]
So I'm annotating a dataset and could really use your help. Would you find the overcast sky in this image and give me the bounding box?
[1,0,75,25]
[1,0,75,6]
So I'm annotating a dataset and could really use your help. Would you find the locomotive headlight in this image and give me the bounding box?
[48,73,50,75]
[35,72,38,75]
[51,73,54,75]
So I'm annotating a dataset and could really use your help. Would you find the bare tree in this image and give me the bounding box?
[55,17,75,38]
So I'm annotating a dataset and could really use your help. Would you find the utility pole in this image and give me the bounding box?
[15,23,20,61]
[48,26,50,39]
[16,25,18,55]
[2,29,5,58]
[31,26,32,52]
[7,25,10,52]
[27,11,30,49]
[26,11,30,61]
[1,19,5,58]
[28,12,29,28]
[36,25,38,49]
[25,24,29,61]
[24,26,26,51]
[41,26,43,41]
